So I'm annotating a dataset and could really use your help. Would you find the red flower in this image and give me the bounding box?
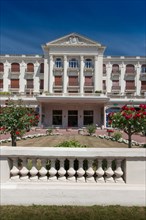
[15,131,20,135]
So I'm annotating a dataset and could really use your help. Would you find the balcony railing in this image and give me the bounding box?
[84,82,94,87]
[112,85,121,90]
[0,147,145,206]
[125,86,136,91]
[68,82,79,87]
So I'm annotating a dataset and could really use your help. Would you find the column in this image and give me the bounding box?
[44,57,49,92]
[63,55,68,94]
[38,103,42,127]
[94,55,103,92]
[103,105,107,128]
[120,63,126,94]
[3,60,10,92]
[33,61,40,94]
[135,63,141,96]
[19,61,26,93]
[80,56,84,95]
[48,55,54,94]
[106,63,112,93]
[94,55,98,91]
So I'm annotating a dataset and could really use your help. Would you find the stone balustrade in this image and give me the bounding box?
[0,147,146,206]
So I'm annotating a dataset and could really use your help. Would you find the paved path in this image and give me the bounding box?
[0,128,145,144]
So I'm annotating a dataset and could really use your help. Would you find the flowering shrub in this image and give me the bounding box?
[0,99,39,146]
[108,104,146,148]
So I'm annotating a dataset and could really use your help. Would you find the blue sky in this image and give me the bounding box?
[0,0,146,56]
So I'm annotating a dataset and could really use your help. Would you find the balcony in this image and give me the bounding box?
[9,70,20,79]
[111,71,121,80]
[140,73,146,81]
[125,86,136,92]
[53,83,63,89]
[111,85,121,91]
[68,67,79,72]
[53,66,63,72]
[124,71,136,80]
[68,82,79,88]
[84,82,94,88]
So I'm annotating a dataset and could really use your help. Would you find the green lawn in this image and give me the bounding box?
[2,134,128,148]
[0,205,145,220]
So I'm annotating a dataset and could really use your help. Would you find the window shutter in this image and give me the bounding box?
[11,79,19,88]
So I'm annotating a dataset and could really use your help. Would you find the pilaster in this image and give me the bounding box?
[19,61,26,93]
[33,61,40,94]
[3,61,10,92]
[80,56,84,94]
[106,63,112,93]
[135,64,141,96]
[63,55,68,94]
[49,55,54,93]
[94,55,103,92]
[44,57,49,92]
[120,63,126,94]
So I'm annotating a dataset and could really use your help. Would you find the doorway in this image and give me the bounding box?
[68,110,78,127]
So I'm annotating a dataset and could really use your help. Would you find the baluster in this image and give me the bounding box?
[48,158,57,181]
[39,158,48,181]
[86,159,95,182]
[29,158,38,181]
[58,158,66,181]
[114,159,124,183]
[20,158,29,180]
[10,157,20,180]
[105,159,115,183]
[77,159,85,182]
[67,159,76,182]
[96,159,105,183]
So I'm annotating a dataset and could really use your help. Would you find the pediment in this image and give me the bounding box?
[45,33,102,47]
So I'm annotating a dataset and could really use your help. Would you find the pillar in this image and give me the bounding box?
[63,55,68,94]
[80,56,84,95]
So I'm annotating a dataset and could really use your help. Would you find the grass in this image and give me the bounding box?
[2,134,128,148]
[0,205,145,220]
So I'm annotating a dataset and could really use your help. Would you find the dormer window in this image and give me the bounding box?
[85,59,93,68]
[55,58,63,68]
[69,58,78,68]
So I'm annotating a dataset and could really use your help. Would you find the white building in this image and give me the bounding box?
[0,33,146,128]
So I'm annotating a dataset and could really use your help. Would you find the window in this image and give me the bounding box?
[85,59,92,68]
[40,63,44,73]
[27,63,34,72]
[55,76,62,86]
[53,110,62,125]
[141,64,146,73]
[68,76,78,86]
[112,64,119,73]
[126,64,135,73]
[0,79,3,88]
[11,79,19,88]
[69,58,78,68]
[103,80,106,90]
[0,63,4,72]
[103,64,106,74]
[83,110,93,125]
[40,80,44,90]
[55,58,62,68]
[84,76,93,86]
[26,79,33,88]
[126,81,135,89]
[11,63,20,72]
[141,81,146,90]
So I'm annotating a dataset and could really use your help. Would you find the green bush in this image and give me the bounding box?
[46,128,53,135]
[86,124,96,135]
[55,140,87,148]
[112,131,122,141]
[0,91,11,96]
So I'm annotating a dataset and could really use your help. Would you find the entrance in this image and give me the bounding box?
[68,110,78,127]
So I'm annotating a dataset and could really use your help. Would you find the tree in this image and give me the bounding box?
[0,99,39,146]
[108,104,146,148]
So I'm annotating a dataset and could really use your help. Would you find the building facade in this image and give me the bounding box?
[0,33,146,128]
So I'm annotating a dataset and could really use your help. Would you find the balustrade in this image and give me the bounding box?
[9,156,125,183]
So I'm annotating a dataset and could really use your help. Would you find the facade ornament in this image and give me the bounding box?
[61,36,86,45]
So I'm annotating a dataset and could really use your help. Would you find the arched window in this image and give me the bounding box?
[112,64,119,73]
[40,63,44,73]
[27,63,34,72]
[55,58,62,68]
[0,63,4,72]
[103,64,106,74]
[69,58,78,68]
[126,64,135,73]
[141,64,146,73]
[11,63,20,72]
[85,59,92,68]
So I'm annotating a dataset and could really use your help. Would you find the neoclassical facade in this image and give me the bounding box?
[0,33,146,128]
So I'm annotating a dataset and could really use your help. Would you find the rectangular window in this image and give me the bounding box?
[53,110,62,126]
[83,110,93,125]
[55,76,62,86]
[68,76,78,86]
[11,79,19,88]
[27,79,34,88]
[84,76,93,86]
[126,81,135,89]
[40,80,44,90]
[0,79,3,88]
